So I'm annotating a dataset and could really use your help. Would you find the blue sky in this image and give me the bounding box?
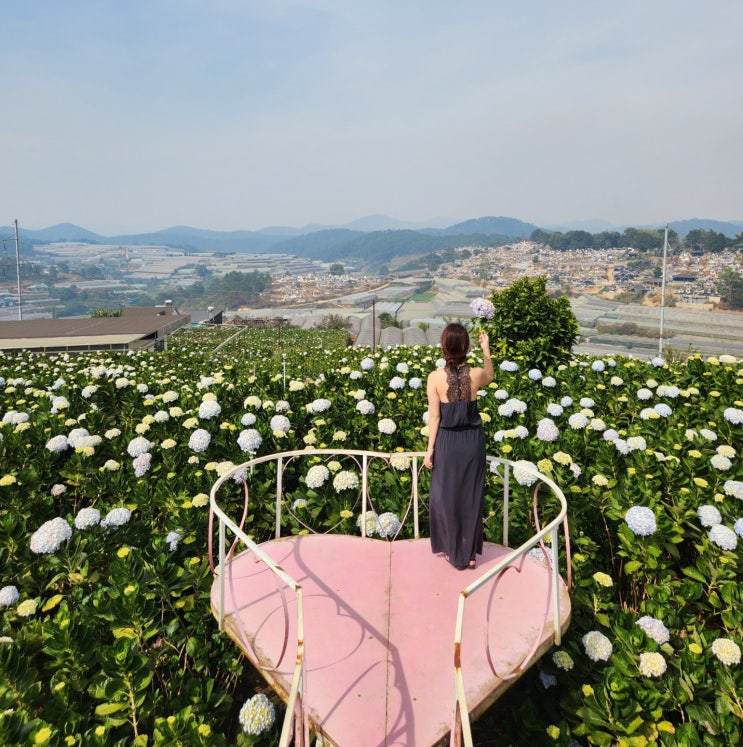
[2,1,742,234]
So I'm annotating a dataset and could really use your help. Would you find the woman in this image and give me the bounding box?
[424,323,493,569]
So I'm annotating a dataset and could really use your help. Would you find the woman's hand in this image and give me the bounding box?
[479,331,490,350]
[423,448,434,468]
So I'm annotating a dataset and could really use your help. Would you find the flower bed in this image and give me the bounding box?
[0,329,741,745]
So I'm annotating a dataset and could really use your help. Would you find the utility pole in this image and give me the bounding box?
[658,224,668,357]
[15,219,22,320]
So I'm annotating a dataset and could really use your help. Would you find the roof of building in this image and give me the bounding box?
[0,304,191,351]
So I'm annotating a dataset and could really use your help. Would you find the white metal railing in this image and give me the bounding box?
[208,449,571,747]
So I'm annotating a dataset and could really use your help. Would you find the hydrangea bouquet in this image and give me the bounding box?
[469,296,495,334]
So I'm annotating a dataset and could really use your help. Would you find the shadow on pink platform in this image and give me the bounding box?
[211,533,571,747]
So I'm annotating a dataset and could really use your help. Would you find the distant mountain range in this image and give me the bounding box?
[4,216,742,271]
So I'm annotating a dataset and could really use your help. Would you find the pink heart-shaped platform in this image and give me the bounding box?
[211,534,570,746]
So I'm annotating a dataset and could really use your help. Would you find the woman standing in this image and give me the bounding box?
[424,323,493,569]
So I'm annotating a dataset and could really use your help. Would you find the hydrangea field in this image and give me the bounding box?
[0,324,741,746]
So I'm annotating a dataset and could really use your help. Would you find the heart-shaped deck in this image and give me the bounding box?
[211,534,571,746]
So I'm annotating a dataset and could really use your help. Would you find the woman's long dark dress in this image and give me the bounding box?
[429,364,485,569]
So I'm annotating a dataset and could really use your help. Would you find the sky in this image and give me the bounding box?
[2,1,742,235]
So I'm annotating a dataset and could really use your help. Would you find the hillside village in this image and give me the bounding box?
[0,239,741,359]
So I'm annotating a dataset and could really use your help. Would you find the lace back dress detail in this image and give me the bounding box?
[445,364,472,403]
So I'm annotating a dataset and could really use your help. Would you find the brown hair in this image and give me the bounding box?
[441,322,470,367]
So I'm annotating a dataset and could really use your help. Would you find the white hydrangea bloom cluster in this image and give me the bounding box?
[624,506,657,537]
[377,418,397,435]
[568,413,589,430]
[244,395,262,409]
[711,454,732,471]
[376,511,401,538]
[408,377,422,389]
[360,357,375,371]
[723,407,743,425]
[499,360,519,372]
[711,638,741,666]
[541,376,557,387]
[638,651,667,678]
[46,435,70,453]
[238,693,276,736]
[305,465,330,489]
[127,436,152,458]
[636,615,670,644]
[708,524,738,551]
[536,418,559,442]
[356,400,375,415]
[30,517,72,554]
[0,585,20,608]
[390,455,411,471]
[308,398,331,413]
[269,415,291,434]
[723,480,743,500]
[512,460,540,487]
[74,507,101,530]
[133,452,152,477]
[546,403,564,417]
[102,507,131,528]
[582,630,613,662]
[356,511,379,536]
[166,531,182,552]
[198,397,221,420]
[389,377,405,390]
[188,429,211,453]
[626,436,647,452]
[333,470,359,492]
[697,505,722,527]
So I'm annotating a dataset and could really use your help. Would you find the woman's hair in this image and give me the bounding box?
[441,322,470,367]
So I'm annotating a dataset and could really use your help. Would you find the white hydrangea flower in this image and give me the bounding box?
[582,630,613,662]
[133,452,152,477]
[360,357,375,371]
[188,429,211,453]
[709,524,737,551]
[378,418,397,435]
[537,418,560,441]
[309,398,331,413]
[356,399,375,415]
[636,615,670,644]
[512,460,540,486]
[568,413,588,430]
[165,531,182,552]
[389,376,405,390]
[711,637,741,666]
[723,480,743,500]
[377,511,401,538]
[624,506,656,536]
[639,651,667,678]
[46,435,70,453]
[269,415,291,434]
[697,505,722,527]
[238,693,276,736]
[0,585,20,608]
[74,507,101,530]
[305,465,330,489]
[30,517,73,554]
[333,470,359,492]
[127,436,152,458]
[356,511,378,536]
[723,407,743,425]
[237,429,262,453]
[102,507,132,528]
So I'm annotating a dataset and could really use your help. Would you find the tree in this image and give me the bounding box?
[485,275,579,369]
[378,311,402,329]
[328,263,345,275]
[716,268,743,309]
